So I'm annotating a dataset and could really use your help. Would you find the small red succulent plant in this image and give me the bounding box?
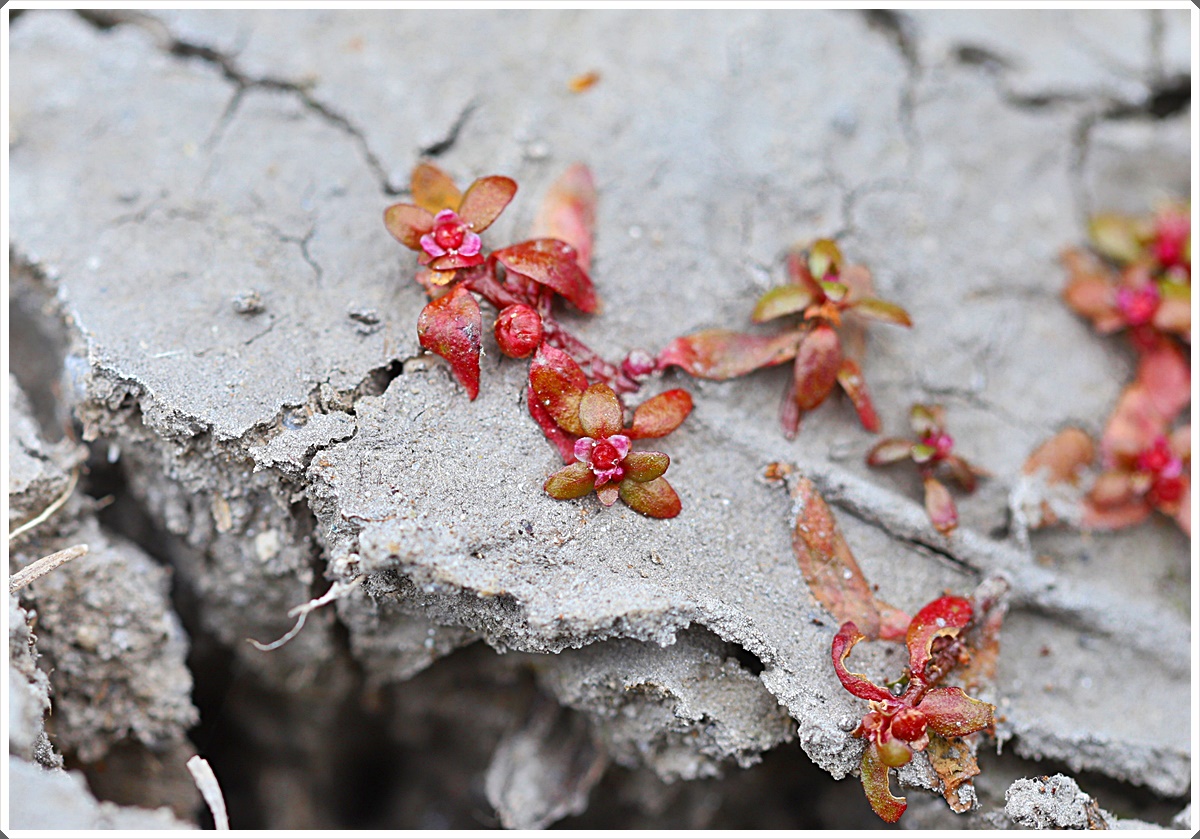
[533,343,692,518]
[833,596,995,823]
[866,405,986,534]
[658,239,911,438]
[1063,203,1191,352]
[385,162,693,517]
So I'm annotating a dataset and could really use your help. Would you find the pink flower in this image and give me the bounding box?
[574,434,632,486]
[419,209,483,261]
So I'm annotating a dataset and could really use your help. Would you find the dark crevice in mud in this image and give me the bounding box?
[861,10,918,68]
[420,101,479,157]
[559,739,886,830]
[72,9,400,196]
[9,257,72,441]
[725,640,766,677]
[356,358,407,399]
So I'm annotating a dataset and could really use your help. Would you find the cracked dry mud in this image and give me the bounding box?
[7,8,1192,830]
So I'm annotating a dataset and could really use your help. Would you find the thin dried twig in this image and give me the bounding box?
[247,576,363,652]
[8,469,80,541]
[186,755,229,830]
[9,544,89,594]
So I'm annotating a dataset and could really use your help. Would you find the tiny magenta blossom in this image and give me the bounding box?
[419,209,483,262]
[533,345,692,518]
[575,434,632,486]
[833,596,995,823]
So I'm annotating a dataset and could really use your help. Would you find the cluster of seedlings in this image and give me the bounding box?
[385,167,1190,822]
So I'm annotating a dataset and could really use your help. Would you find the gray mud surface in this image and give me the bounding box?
[6,8,1193,830]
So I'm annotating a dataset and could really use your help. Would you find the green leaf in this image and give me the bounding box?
[909,404,944,438]
[1088,213,1147,265]
[818,280,848,302]
[544,462,596,500]
[623,451,669,483]
[850,297,912,327]
[808,238,843,280]
[618,476,681,518]
[751,284,815,322]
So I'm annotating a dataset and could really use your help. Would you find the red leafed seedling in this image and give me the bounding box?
[1062,203,1191,353]
[866,404,988,535]
[834,597,996,823]
[658,239,912,438]
[385,162,693,518]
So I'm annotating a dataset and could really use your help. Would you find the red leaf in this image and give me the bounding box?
[618,476,682,518]
[1022,428,1095,483]
[658,329,801,380]
[528,343,588,436]
[916,687,994,739]
[628,389,693,439]
[494,239,599,313]
[792,324,842,411]
[837,358,881,432]
[751,284,815,323]
[411,162,462,214]
[1063,269,1122,333]
[458,175,518,234]
[1153,283,1191,339]
[942,455,982,493]
[578,383,624,439]
[923,475,958,534]
[1079,495,1152,531]
[527,380,579,462]
[623,451,669,483]
[860,745,907,823]
[906,596,972,678]
[416,285,481,399]
[792,477,909,640]
[383,203,434,251]
[831,623,891,702]
[544,461,595,500]
[532,163,596,272]
[1102,343,1190,459]
[596,484,620,506]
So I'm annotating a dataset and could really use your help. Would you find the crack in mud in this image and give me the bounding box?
[73,9,400,196]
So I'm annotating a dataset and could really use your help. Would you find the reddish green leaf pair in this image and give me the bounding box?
[866,404,986,535]
[659,239,911,438]
[532,344,692,518]
[832,597,995,823]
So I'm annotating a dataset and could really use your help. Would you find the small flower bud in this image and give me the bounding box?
[621,348,657,380]
[495,304,543,358]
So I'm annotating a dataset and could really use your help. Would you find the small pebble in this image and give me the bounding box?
[231,290,265,315]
